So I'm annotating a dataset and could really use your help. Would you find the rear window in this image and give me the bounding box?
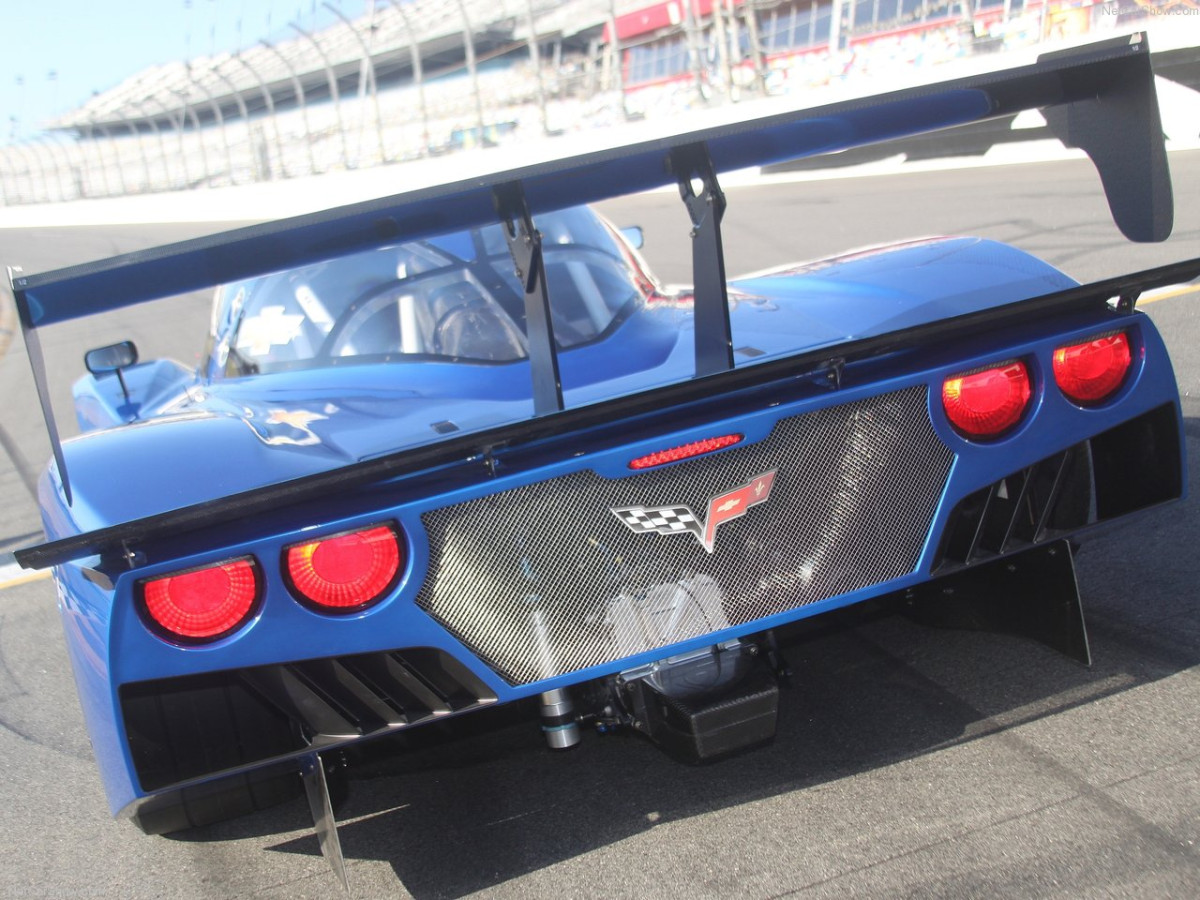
[211,207,646,376]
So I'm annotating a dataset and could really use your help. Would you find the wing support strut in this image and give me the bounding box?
[8,267,71,505]
[669,143,734,378]
[494,181,564,416]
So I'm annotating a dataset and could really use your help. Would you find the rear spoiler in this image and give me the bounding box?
[8,34,1180,569]
[15,253,1200,571]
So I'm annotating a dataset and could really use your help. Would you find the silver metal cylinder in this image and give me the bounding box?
[539,688,580,750]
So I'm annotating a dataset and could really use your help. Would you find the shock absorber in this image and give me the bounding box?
[539,688,580,750]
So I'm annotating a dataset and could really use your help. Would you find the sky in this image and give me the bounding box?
[0,0,369,142]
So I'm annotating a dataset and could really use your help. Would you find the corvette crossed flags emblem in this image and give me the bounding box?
[611,470,777,554]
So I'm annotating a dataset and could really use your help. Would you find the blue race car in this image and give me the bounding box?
[9,34,1197,885]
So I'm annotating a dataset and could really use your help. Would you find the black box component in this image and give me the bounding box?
[625,659,780,764]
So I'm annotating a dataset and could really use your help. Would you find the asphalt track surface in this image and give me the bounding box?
[0,152,1197,898]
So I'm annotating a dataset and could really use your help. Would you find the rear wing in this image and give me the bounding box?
[8,33,1187,569]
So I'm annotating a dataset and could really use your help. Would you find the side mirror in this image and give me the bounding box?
[84,341,138,405]
[619,225,645,250]
[85,341,138,376]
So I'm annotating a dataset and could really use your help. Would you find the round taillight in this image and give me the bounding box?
[141,558,259,642]
[1053,332,1132,405]
[942,360,1032,439]
[285,524,401,612]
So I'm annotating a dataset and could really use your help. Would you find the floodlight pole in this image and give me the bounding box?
[210,60,265,180]
[740,0,766,92]
[126,98,173,189]
[119,116,153,192]
[82,115,115,197]
[290,22,351,169]
[185,64,235,183]
[6,142,47,203]
[323,2,387,165]
[524,0,549,136]
[146,93,192,188]
[170,88,210,185]
[386,0,430,156]
[29,134,75,201]
[231,50,288,179]
[607,0,628,120]
[455,0,487,145]
[711,0,733,98]
[27,138,58,201]
[683,0,706,102]
[96,120,129,195]
[260,39,318,175]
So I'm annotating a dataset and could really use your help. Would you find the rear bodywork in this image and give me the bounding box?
[8,33,1196,880]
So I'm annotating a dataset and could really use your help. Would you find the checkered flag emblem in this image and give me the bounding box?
[611,470,777,554]
[612,505,702,539]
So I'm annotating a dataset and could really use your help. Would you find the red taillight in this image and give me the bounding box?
[1053,332,1132,405]
[629,434,743,469]
[942,360,1032,439]
[141,558,259,641]
[285,524,401,612]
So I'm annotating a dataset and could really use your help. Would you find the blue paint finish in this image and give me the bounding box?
[17,37,1188,822]
[59,292,1181,815]
[73,359,193,432]
[51,563,139,813]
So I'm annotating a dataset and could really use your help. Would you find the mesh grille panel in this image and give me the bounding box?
[416,387,952,683]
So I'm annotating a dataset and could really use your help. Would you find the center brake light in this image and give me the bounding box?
[629,433,743,469]
[285,523,402,612]
[942,360,1032,440]
[140,558,260,642]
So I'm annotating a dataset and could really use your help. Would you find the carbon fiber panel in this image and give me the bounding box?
[416,387,953,684]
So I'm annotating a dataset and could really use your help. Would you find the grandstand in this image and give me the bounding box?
[0,0,1194,206]
[17,0,613,197]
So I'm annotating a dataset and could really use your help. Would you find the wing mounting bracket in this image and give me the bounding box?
[494,181,564,416]
[670,143,734,378]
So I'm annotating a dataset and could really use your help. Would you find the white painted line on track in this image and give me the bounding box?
[0,559,50,589]
[1141,284,1200,305]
